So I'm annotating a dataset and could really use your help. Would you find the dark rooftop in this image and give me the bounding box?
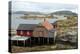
[17,21,57,30]
[17,24,37,30]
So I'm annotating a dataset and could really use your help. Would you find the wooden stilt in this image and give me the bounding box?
[47,37,49,44]
[24,40,25,47]
[34,37,35,45]
[48,37,49,44]
[17,40,18,46]
[38,37,40,45]
[43,38,44,45]
[30,38,31,46]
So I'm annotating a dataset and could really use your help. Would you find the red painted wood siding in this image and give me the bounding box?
[17,30,33,37]
[17,30,21,35]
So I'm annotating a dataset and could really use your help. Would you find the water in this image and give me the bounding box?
[11,14,58,29]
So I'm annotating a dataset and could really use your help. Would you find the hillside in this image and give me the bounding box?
[13,11,45,15]
[56,16,78,37]
[51,11,78,16]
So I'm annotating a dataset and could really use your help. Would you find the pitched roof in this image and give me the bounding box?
[17,20,57,30]
[17,24,37,30]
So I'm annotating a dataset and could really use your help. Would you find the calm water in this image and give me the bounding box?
[11,14,59,29]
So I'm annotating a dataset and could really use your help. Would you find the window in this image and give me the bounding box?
[27,31,30,35]
[21,31,23,35]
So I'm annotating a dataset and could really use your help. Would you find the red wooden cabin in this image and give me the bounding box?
[17,24,37,37]
[17,22,57,37]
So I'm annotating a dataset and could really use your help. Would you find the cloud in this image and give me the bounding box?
[12,1,78,13]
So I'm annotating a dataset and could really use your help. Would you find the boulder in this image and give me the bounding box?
[59,31,77,43]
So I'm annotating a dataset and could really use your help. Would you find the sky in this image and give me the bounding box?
[11,1,78,29]
[12,1,78,13]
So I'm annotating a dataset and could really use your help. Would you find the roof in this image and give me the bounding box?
[17,24,37,30]
[42,20,53,30]
[17,20,57,30]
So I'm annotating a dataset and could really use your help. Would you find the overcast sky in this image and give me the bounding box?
[12,1,78,13]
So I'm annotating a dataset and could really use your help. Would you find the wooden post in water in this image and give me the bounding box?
[43,37,44,45]
[47,31,49,44]
[38,37,40,45]
[17,40,18,46]
[33,37,35,45]
[30,38,31,46]
[24,40,25,47]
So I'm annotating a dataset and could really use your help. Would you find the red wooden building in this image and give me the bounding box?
[17,24,37,37]
[16,21,57,37]
[11,21,57,47]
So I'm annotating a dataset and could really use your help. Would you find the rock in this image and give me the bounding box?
[68,35,77,43]
[59,36,68,41]
[58,31,77,43]
[66,31,77,36]
[51,45,57,49]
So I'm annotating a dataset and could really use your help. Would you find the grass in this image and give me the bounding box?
[11,42,77,53]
